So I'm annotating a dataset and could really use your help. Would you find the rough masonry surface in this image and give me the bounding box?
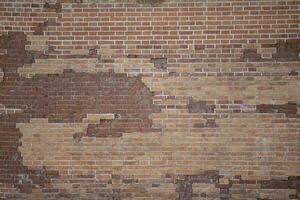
[0,0,300,199]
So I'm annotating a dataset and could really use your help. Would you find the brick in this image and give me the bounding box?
[0,1,300,199]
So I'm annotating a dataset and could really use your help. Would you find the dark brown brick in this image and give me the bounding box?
[256,102,299,118]
[273,39,300,61]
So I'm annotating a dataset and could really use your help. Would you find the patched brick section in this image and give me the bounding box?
[63,47,100,59]
[175,171,222,200]
[137,0,165,6]
[194,45,205,51]
[0,104,22,116]
[127,54,138,58]
[260,177,300,192]
[175,173,300,200]
[0,123,59,193]
[151,58,167,69]
[32,19,58,36]
[242,49,263,62]
[273,39,300,61]
[257,102,299,118]
[26,36,49,52]
[33,21,48,36]
[1,1,300,199]
[188,99,215,114]
[0,70,159,135]
[0,32,34,70]
[242,39,300,62]
[239,176,300,199]
[43,2,62,13]
[0,70,159,191]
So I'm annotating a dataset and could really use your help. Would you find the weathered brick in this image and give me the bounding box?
[1,1,300,199]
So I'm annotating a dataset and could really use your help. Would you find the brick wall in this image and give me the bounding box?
[0,0,300,199]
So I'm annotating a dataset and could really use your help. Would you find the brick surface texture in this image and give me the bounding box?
[0,0,300,199]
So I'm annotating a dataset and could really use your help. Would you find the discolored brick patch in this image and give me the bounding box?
[174,172,300,200]
[0,70,159,192]
[0,32,34,70]
[242,39,300,62]
[187,99,216,114]
[33,21,49,35]
[257,102,299,118]
[273,39,300,61]
[0,123,59,193]
[0,29,160,192]
[43,2,62,13]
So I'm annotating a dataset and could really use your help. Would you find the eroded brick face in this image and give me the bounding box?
[0,0,300,199]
